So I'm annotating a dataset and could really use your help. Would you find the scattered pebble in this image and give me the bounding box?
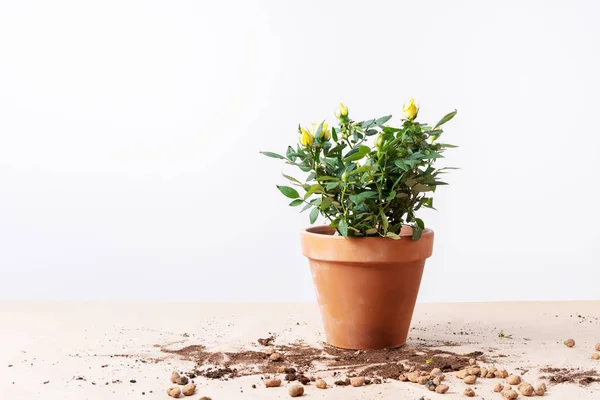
[432,377,442,386]
[288,384,304,397]
[519,383,534,396]
[535,383,546,396]
[407,371,420,383]
[430,368,442,375]
[480,367,488,377]
[166,387,181,398]
[417,376,429,385]
[270,353,283,362]
[350,377,365,387]
[182,383,196,396]
[507,375,521,385]
[426,380,436,391]
[435,384,449,394]
[564,338,575,348]
[493,383,504,392]
[315,379,327,389]
[469,358,476,365]
[495,369,509,378]
[464,375,477,384]
[464,387,476,397]
[592,353,600,360]
[595,343,600,352]
[297,375,310,385]
[265,348,276,355]
[199,397,212,400]
[174,376,188,385]
[502,389,519,399]
[265,378,281,388]
[170,372,180,384]
[456,369,469,379]
[467,366,480,376]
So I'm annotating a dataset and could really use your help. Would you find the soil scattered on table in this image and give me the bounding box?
[540,367,600,386]
[161,338,482,382]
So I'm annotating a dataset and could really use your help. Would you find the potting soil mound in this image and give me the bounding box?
[161,338,481,381]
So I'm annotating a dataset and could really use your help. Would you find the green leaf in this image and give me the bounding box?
[375,115,392,126]
[412,184,433,193]
[326,181,340,190]
[412,226,423,241]
[415,218,425,229]
[365,129,378,136]
[365,228,378,235]
[386,232,401,240]
[343,145,370,162]
[422,180,448,186]
[381,213,389,231]
[386,191,397,201]
[360,119,375,129]
[277,185,299,199]
[349,191,378,205]
[315,175,340,182]
[320,197,333,210]
[300,203,312,213]
[331,126,338,142]
[286,146,297,161]
[439,143,459,148]
[421,151,444,159]
[327,144,347,154]
[282,174,301,184]
[309,207,319,224]
[434,110,457,128]
[260,151,286,159]
[383,126,402,133]
[304,184,323,199]
[338,219,349,238]
[289,199,303,207]
[349,165,377,175]
[395,160,410,171]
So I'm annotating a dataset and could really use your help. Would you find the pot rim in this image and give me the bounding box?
[302,224,433,239]
[300,225,434,263]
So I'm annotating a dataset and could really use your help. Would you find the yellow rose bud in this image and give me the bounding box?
[321,122,331,140]
[335,103,348,119]
[403,98,419,121]
[310,122,331,141]
[375,134,383,148]
[300,127,313,147]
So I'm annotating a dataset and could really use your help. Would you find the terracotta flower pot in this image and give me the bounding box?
[300,225,434,350]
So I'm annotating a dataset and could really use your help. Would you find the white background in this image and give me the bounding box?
[1,0,599,302]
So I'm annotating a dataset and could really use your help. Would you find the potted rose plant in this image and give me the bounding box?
[261,99,457,349]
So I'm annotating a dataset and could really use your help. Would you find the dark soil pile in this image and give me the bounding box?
[540,367,600,386]
[161,338,482,381]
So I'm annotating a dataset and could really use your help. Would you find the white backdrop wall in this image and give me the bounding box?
[1,0,599,302]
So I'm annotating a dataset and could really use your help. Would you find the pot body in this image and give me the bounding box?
[300,226,434,350]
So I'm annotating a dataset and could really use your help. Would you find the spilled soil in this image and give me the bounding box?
[540,367,600,386]
[161,338,480,381]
